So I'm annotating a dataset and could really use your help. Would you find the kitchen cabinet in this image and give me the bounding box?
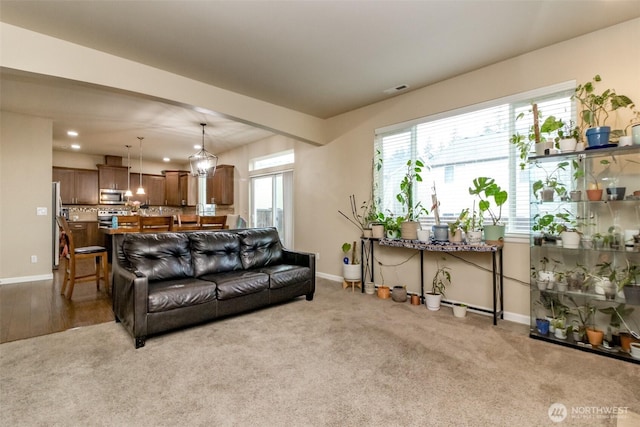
[66,221,100,247]
[206,165,234,205]
[528,145,640,364]
[98,165,129,190]
[133,174,166,205]
[52,167,99,205]
[163,170,189,206]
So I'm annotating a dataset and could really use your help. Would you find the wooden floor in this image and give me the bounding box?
[0,259,114,344]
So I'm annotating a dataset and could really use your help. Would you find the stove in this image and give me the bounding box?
[98,209,130,228]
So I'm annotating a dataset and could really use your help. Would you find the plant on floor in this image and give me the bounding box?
[431,257,451,298]
[341,242,359,265]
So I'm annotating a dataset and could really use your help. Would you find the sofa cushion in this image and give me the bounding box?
[201,271,269,300]
[147,278,217,313]
[189,231,242,277]
[123,233,193,282]
[257,264,312,290]
[238,228,283,270]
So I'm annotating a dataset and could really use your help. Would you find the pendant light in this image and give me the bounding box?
[189,123,218,177]
[124,145,133,198]
[136,137,145,195]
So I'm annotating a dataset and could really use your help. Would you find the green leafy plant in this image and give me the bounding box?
[539,115,564,143]
[599,304,634,328]
[341,241,359,265]
[573,74,635,130]
[468,177,508,225]
[531,161,569,200]
[448,208,469,234]
[557,120,580,142]
[431,257,451,298]
[396,159,429,221]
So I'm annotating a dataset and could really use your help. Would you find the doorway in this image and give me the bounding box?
[250,171,293,248]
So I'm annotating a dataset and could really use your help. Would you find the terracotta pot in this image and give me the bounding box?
[619,332,638,352]
[410,294,420,305]
[377,286,390,299]
[586,328,604,347]
[586,189,603,201]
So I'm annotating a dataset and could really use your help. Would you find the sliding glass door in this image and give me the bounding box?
[250,171,293,248]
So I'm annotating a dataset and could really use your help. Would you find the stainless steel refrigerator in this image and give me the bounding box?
[52,182,61,269]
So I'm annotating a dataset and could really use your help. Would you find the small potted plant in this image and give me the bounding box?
[447,208,468,243]
[598,303,634,348]
[531,161,569,202]
[617,260,640,304]
[427,257,451,311]
[396,159,429,240]
[341,241,361,283]
[556,120,581,152]
[468,177,508,245]
[573,74,635,148]
[452,303,467,318]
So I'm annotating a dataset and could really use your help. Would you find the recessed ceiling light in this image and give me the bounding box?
[163,157,170,162]
[70,144,81,150]
[67,130,78,137]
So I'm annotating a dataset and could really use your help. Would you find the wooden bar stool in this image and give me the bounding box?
[57,216,109,299]
[198,215,228,229]
[139,215,174,232]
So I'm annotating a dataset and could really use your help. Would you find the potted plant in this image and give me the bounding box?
[573,74,635,148]
[447,208,468,243]
[396,159,429,239]
[599,304,634,348]
[510,105,562,169]
[452,303,467,318]
[557,120,581,152]
[427,257,451,311]
[341,241,361,283]
[531,161,569,202]
[468,177,508,245]
[376,212,403,239]
[338,194,376,237]
[534,256,560,290]
[567,297,599,345]
[617,260,640,304]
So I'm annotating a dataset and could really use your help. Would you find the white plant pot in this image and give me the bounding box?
[364,282,375,295]
[425,293,442,311]
[558,138,577,152]
[467,230,482,245]
[416,229,430,242]
[342,263,361,281]
[452,304,467,318]
[560,231,580,249]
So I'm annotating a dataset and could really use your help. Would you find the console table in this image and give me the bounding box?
[361,237,504,325]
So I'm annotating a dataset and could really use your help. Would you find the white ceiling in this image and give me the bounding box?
[1,0,639,163]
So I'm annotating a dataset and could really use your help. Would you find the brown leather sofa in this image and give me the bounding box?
[111,227,315,348]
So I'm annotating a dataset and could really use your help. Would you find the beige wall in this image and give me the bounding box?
[1,111,53,281]
[1,19,638,322]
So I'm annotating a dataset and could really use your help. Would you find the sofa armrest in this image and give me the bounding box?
[282,249,315,270]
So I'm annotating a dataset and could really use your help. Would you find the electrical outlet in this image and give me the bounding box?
[31,255,37,263]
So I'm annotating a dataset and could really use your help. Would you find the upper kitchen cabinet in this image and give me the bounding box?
[206,165,235,205]
[53,167,99,205]
[163,170,189,206]
[98,165,129,191]
[133,174,166,206]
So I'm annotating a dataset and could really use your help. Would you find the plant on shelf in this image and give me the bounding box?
[599,304,634,340]
[426,257,451,311]
[396,159,429,239]
[557,120,581,143]
[531,161,569,201]
[338,194,376,235]
[468,177,508,226]
[573,74,635,147]
[566,296,597,344]
[509,104,562,169]
[376,212,403,239]
[540,115,564,144]
[448,208,469,242]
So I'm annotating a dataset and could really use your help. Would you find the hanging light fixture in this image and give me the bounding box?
[124,145,133,198]
[136,137,145,195]
[189,123,218,177]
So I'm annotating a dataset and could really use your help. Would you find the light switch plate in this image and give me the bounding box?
[36,207,48,216]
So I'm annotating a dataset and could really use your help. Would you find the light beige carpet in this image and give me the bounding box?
[1,278,638,426]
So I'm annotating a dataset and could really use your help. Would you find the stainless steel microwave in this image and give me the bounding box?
[99,188,126,205]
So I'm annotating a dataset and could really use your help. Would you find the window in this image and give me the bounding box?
[250,150,294,171]
[374,82,576,237]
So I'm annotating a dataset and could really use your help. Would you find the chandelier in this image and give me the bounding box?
[189,123,218,177]
[124,144,133,198]
[136,137,145,195]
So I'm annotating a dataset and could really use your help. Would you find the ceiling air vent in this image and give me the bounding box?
[383,84,410,95]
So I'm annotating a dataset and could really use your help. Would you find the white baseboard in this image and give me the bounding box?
[0,273,54,285]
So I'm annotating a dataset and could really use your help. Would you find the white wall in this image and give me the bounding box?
[0,111,53,282]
